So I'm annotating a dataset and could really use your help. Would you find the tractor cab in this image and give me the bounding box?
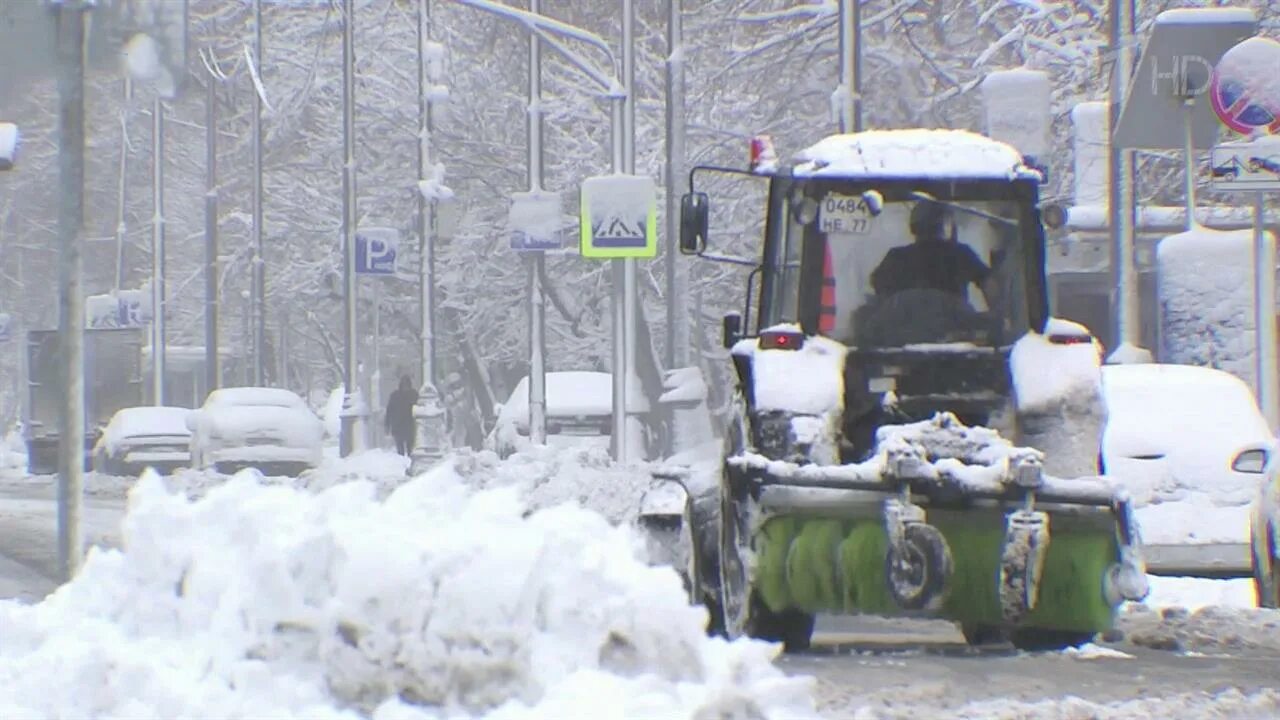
[682,130,1052,444]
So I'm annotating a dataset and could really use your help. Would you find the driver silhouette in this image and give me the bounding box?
[870,200,991,300]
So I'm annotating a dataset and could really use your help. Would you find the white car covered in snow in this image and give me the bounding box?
[92,406,192,476]
[1101,363,1273,576]
[187,387,324,476]
[486,371,641,459]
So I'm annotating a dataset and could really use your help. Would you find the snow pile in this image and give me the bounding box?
[1156,226,1268,394]
[1118,604,1280,655]
[735,325,846,415]
[451,445,651,526]
[0,467,817,719]
[791,129,1037,180]
[1061,642,1134,660]
[1010,318,1106,478]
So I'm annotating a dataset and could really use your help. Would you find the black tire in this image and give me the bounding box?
[961,623,1007,647]
[1253,524,1279,609]
[885,522,953,611]
[749,600,815,652]
[1009,628,1095,652]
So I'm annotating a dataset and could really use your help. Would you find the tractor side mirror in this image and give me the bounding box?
[680,192,709,255]
[722,312,742,349]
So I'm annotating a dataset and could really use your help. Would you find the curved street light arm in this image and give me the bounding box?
[449,0,619,85]
[532,27,622,96]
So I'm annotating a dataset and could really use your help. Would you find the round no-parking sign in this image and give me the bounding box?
[1210,36,1280,135]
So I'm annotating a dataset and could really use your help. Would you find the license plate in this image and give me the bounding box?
[819,193,876,235]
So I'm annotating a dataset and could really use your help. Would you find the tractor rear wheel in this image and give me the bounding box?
[960,623,1007,647]
[1009,628,1095,652]
[747,597,815,652]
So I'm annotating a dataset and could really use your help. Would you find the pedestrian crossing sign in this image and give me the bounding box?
[579,173,658,259]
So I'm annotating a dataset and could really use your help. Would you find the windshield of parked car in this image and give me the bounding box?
[767,184,1031,349]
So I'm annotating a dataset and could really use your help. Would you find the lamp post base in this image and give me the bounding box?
[409,382,448,476]
[338,389,368,458]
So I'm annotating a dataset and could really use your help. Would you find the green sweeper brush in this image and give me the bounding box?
[723,415,1150,647]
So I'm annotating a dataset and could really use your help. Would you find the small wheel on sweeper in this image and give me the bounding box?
[885,522,953,611]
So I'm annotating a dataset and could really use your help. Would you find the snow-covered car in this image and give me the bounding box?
[187,387,324,476]
[486,371,637,459]
[1252,453,1280,607]
[92,406,192,476]
[1101,363,1273,576]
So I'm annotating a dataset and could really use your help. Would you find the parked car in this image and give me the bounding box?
[92,406,192,476]
[188,387,324,476]
[486,371,647,459]
[1101,363,1273,577]
[1252,453,1280,607]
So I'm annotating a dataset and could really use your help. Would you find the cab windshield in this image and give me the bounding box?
[764,181,1033,349]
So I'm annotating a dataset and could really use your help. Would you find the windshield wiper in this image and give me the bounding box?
[909,191,1017,228]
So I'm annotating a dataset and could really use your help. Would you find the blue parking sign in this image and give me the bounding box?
[356,227,400,275]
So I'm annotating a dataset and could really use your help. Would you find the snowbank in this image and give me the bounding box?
[791,129,1037,180]
[1156,226,1267,394]
[0,465,817,719]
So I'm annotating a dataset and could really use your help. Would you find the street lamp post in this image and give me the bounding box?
[408,0,449,475]
[338,0,365,457]
[50,0,89,583]
[151,92,166,406]
[251,0,267,386]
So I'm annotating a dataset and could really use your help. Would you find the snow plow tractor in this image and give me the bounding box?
[648,130,1148,652]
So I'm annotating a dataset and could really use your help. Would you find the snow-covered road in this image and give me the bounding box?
[0,450,1274,712]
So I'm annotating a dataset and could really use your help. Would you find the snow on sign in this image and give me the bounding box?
[508,190,562,251]
[580,174,657,259]
[819,193,876,234]
[0,313,9,342]
[1211,136,1280,190]
[355,227,399,275]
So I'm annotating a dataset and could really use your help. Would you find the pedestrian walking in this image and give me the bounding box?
[385,375,418,456]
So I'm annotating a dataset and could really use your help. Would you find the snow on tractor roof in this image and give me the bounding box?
[790,129,1039,181]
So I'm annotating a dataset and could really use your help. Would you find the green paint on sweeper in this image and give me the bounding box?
[753,509,1119,632]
